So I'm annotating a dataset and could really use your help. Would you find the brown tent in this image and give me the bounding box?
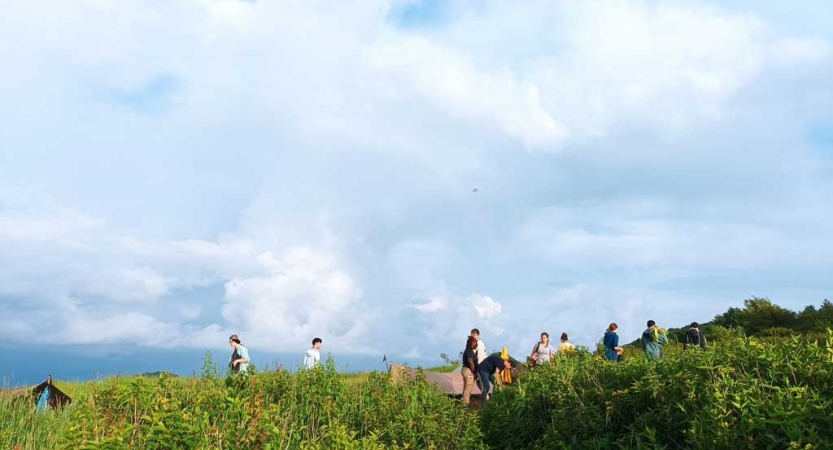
[390,363,482,396]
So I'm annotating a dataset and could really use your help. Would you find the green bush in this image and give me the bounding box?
[54,360,482,449]
[1,359,482,450]
[481,331,833,449]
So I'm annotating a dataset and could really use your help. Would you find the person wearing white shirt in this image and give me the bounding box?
[470,328,490,398]
[304,337,322,370]
[471,328,487,363]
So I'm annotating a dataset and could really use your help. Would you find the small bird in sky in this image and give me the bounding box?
[472,188,478,193]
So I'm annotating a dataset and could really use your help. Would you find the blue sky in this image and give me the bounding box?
[1,0,832,382]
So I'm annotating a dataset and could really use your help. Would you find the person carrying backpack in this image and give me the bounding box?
[641,320,667,361]
[684,322,707,350]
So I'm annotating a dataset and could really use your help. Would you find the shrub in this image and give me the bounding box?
[481,331,833,449]
[57,360,483,449]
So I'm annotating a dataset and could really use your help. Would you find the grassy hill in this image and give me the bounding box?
[3,297,832,449]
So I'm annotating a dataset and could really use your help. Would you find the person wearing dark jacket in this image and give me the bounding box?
[602,323,620,362]
[684,322,707,350]
[477,354,512,405]
[461,336,478,405]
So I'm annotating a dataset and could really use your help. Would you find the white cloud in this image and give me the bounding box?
[0,0,831,368]
[770,37,832,65]
[411,297,447,313]
[221,247,371,353]
[471,294,502,319]
[367,37,568,150]
[402,347,423,359]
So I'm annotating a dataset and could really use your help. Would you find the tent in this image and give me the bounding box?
[389,354,529,397]
[390,363,483,397]
[32,376,72,410]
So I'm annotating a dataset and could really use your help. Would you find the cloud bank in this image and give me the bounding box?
[1,0,831,364]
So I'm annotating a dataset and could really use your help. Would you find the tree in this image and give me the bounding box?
[740,297,797,335]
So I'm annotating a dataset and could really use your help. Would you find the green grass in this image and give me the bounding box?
[482,331,833,449]
[1,360,483,450]
[5,332,833,449]
[422,364,459,373]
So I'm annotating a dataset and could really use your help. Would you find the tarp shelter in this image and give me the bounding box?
[389,356,528,397]
[390,364,482,396]
[32,376,71,410]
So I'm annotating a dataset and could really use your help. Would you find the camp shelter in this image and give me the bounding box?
[32,376,72,410]
[389,355,528,397]
[390,363,482,397]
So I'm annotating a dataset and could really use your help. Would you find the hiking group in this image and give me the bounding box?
[225,320,707,402]
[461,328,513,406]
[601,320,707,362]
[460,321,708,406]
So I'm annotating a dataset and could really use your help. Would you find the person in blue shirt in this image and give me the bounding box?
[602,323,620,362]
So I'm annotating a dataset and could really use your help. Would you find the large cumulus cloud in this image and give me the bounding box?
[0,0,831,362]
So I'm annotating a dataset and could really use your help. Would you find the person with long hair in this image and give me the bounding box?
[557,332,576,353]
[461,336,478,406]
[602,324,619,362]
[530,332,555,366]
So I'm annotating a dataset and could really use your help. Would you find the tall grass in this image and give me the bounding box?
[1,359,483,450]
[5,334,832,449]
[0,381,92,450]
[482,331,833,449]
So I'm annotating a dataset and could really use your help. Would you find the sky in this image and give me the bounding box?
[1,0,832,384]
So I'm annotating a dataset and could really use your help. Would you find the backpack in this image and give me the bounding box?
[528,342,541,368]
[686,328,701,346]
[230,349,241,374]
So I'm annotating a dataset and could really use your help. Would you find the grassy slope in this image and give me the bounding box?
[0,366,483,450]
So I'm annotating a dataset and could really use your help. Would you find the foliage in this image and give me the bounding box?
[710,297,833,338]
[439,352,461,367]
[1,359,483,450]
[481,330,833,449]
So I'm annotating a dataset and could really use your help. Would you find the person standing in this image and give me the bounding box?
[471,328,487,364]
[304,337,323,370]
[641,320,668,360]
[229,334,250,374]
[471,328,491,397]
[530,332,555,366]
[461,336,478,406]
[557,332,576,353]
[476,353,512,405]
[684,322,707,351]
[602,324,620,362]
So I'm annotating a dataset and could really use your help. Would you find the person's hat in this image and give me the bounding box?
[229,334,240,342]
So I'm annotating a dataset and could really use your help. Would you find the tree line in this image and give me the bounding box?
[650,296,833,346]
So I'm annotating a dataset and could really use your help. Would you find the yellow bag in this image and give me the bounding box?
[500,347,512,384]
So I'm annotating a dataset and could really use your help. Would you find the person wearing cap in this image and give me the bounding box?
[229,334,250,374]
[641,320,667,361]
